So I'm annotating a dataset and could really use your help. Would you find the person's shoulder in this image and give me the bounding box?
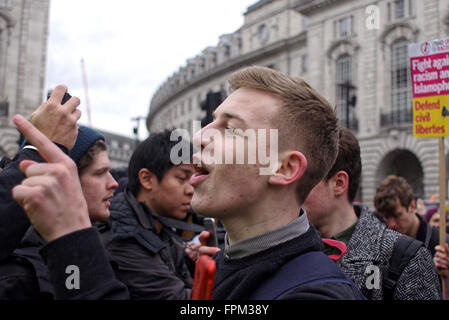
[349,206,398,255]
[109,193,139,231]
[0,255,35,280]
[109,192,129,214]
[282,281,365,300]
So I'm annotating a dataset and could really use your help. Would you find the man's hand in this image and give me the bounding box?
[185,231,221,262]
[434,243,449,277]
[12,115,91,242]
[29,85,81,151]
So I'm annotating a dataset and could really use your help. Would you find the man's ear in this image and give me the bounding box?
[409,199,416,213]
[333,171,349,197]
[268,151,307,186]
[138,168,157,191]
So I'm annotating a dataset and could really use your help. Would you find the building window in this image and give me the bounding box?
[258,24,269,44]
[302,55,308,73]
[0,100,8,116]
[334,16,354,39]
[224,45,230,58]
[302,16,309,31]
[391,38,411,123]
[394,0,405,19]
[339,17,349,37]
[336,54,357,130]
[388,0,412,22]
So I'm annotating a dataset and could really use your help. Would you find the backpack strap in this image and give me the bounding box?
[250,251,365,300]
[383,234,424,300]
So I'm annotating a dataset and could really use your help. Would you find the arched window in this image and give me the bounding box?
[336,54,357,130]
[391,38,411,124]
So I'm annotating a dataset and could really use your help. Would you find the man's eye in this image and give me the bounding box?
[95,169,108,176]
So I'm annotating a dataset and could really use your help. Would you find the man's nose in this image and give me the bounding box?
[192,124,215,165]
[108,173,119,190]
[185,182,194,196]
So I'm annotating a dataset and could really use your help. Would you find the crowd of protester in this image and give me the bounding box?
[0,66,448,300]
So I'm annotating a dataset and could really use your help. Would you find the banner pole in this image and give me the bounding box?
[439,136,447,247]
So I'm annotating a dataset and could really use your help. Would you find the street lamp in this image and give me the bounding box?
[337,81,357,129]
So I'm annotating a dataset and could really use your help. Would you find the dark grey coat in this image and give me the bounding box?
[339,205,442,300]
[106,190,193,300]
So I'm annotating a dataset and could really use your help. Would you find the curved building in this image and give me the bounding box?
[147,0,449,207]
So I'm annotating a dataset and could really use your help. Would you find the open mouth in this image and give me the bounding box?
[189,163,210,186]
[102,194,114,206]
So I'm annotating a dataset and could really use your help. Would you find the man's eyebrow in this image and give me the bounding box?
[178,168,194,175]
[212,110,246,126]
[94,166,110,173]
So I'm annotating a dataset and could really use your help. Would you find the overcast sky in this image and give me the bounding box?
[45,0,256,139]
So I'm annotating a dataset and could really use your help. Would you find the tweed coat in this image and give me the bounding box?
[338,205,442,300]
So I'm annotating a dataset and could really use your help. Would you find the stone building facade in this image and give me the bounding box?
[97,128,135,169]
[147,0,449,207]
[0,0,50,158]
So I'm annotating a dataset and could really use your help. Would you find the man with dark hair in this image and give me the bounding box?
[374,175,449,257]
[303,126,441,300]
[105,130,196,299]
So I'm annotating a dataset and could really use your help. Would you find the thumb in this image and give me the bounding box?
[199,231,211,246]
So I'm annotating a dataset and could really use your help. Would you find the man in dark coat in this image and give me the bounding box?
[189,66,364,299]
[105,130,196,299]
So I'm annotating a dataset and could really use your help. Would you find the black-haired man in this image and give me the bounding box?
[105,130,196,299]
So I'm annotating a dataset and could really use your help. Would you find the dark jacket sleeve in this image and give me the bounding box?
[106,237,192,300]
[0,148,43,261]
[39,227,130,300]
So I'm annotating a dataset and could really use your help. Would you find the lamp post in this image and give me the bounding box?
[337,81,357,129]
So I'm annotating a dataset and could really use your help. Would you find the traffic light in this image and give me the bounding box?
[201,91,223,127]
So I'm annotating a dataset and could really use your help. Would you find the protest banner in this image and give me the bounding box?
[409,38,449,246]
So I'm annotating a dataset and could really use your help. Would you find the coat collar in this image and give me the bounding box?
[341,205,387,263]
